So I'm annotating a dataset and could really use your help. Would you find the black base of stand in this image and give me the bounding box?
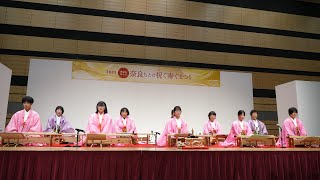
[73,131,81,147]
[279,128,285,148]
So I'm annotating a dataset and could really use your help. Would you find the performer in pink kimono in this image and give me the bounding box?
[86,101,113,134]
[5,96,42,133]
[276,107,307,147]
[113,108,137,133]
[157,106,189,146]
[248,110,268,135]
[220,110,252,146]
[43,106,75,133]
[203,111,222,135]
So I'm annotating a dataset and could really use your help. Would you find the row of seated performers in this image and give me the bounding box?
[4,96,306,147]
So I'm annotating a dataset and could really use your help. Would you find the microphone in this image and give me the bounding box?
[75,128,85,133]
[277,124,285,148]
[276,124,282,131]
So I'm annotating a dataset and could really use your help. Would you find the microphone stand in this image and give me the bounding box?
[155,132,160,145]
[277,125,285,148]
[74,128,84,147]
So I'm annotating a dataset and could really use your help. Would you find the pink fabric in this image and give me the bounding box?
[220,120,252,146]
[276,117,307,147]
[113,116,137,133]
[80,113,113,146]
[85,113,113,134]
[5,110,42,133]
[203,120,222,135]
[157,117,188,147]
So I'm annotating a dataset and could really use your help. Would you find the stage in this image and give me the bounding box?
[0,146,319,180]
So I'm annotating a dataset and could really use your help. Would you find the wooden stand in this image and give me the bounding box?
[237,135,276,147]
[115,133,156,144]
[202,134,228,145]
[0,133,25,147]
[288,136,320,148]
[86,133,107,147]
[167,133,189,147]
[0,132,56,146]
[183,138,207,149]
[86,133,134,147]
[167,134,226,147]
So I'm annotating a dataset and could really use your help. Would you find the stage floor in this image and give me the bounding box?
[0,146,319,151]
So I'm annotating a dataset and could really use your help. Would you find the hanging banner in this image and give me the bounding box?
[72,61,220,87]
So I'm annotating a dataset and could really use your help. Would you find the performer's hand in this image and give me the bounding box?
[296,127,300,135]
[212,129,217,134]
[122,126,127,132]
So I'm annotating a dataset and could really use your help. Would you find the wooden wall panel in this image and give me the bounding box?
[125,0,146,14]
[5,7,32,26]
[53,39,78,54]
[57,0,80,7]
[28,37,54,52]
[204,3,224,22]
[254,104,277,111]
[0,55,29,76]
[166,48,187,62]
[146,22,167,38]
[124,19,146,36]
[186,2,206,21]
[1,35,320,73]
[166,23,186,40]
[0,7,7,24]
[1,35,29,51]
[253,97,277,105]
[77,41,101,55]
[102,17,125,34]
[78,15,103,32]
[31,10,56,28]
[124,44,145,59]
[80,0,104,10]
[252,73,320,89]
[166,0,187,19]
[10,86,27,95]
[13,0,320,34]
[102,0,125,12]
[223,6,243,25]
[9,94,25,103]
[3,7,320,53]
[145,46,167,60]
[100,42,124,57]
[146,0,167,17]
[55,12,80,30]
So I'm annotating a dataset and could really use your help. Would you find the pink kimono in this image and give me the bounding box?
[5,109,42,133]
[85,113,113,134]
[276,117,307,147]
[220,120,253,146]
[203,120,222,135]
[157,117,189,147]
[113,116,137,133]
